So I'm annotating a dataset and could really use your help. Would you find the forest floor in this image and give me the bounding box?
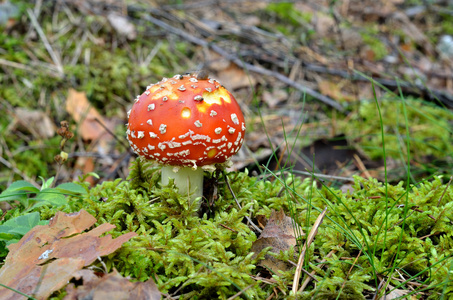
[1,0,453,299]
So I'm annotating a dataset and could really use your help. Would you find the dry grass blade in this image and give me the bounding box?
[292,207,327,294]
[26,8,64,77]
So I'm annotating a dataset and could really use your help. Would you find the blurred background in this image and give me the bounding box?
[1,0,452,191]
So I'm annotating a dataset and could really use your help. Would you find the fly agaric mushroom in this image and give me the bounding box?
[126,73,245,206]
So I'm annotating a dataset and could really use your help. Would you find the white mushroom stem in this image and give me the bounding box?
[161,166,203,208]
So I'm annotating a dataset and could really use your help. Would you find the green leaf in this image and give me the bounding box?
[35,188,68,206]
[55,182,87,195]
[39,176,55,190]
[0,231,21,241]
[0,212,47,243]
[0,180,40,202]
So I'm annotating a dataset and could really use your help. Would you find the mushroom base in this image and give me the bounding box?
[161,166,203,208]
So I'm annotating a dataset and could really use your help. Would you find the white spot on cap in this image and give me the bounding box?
[149,132,157,138]
[167,140,182,148]
[178,85,186,91]
[182,140,192,146]
[147,119,152,125]
[159,124,167,134]
[191,134,210,142]
[148,104,155,111]
[242,122,246,131]
[215,127,222,134]
[127,109,131,118]
[163,96,168,101]
[205,87,212,92]
[194,120,202,127]
[228,127,235,134]
[137,131,145,139]
[227,142,232,149]
[194,95,203,101]
[179,130,193,139]
[148,144,155,150]
[234,132,242,145]
[189,77,198,83]
[134,95,140,103]
[231,113,239,125]
[131,131,136,138]
[145,90,150,96]
[158,143,166,151]
[210,110,217,117]
[213,136,227,144]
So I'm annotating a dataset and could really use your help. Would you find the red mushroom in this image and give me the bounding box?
[126,73,245,207]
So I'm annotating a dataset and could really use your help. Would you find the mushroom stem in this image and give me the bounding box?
[161,166,203,208]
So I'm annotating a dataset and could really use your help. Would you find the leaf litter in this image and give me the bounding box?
[251,209,303,273]
[0,209,138,300]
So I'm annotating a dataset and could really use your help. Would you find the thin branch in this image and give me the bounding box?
[27,8,64,77]
[224,173,262,233]
[143,15,344,112]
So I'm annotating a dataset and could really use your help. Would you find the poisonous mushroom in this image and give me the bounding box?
[126,73,246,208]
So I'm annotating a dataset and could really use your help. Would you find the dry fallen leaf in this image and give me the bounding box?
[251,210,303,273]
[64,269,160,300]
[107,12,137,40]
[318,80,355,102]
[12,108,55,139]
[0,210,137,300]
[262,89,288,108]
[65,89,110,141]
[206,52,256,90]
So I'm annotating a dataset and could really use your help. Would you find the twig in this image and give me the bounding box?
[258,170,355,182]
[304,63,453,107]
[292,207,327,294]
[226,283,255,300]
[437,176,452,207]
[143,15,344,112]
[27,8,64,77]
[299,249,336,292]
[224,173,262,233]
[353,154,372,179]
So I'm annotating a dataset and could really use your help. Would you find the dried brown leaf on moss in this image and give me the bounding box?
[64,269,160,300]
[65,89,111,141]
[251,209,303,273]
[0,210,137,300]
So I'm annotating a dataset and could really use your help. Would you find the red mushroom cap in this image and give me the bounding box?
[126,74,246,168]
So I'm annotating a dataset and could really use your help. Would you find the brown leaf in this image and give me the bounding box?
[318,80,355,102]
[251,210,303,273]
[64,269,160,300]
[262,89,288,108]
[65,89,109,141]
[13,108,56,139]
[206,52,256,90]
[0,210,137,300]
[107,12,136,40]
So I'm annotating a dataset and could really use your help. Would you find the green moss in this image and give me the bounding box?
[339,97,453,161]
[25,157,450,298]
[360,29,389,60]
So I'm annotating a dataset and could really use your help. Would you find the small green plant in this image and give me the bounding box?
[0,177,86,212]
[0,177,86,257]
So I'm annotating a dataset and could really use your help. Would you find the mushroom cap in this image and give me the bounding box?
[126,74,246,168]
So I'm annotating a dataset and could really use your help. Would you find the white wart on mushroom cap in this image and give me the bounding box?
[126,74,246,169]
